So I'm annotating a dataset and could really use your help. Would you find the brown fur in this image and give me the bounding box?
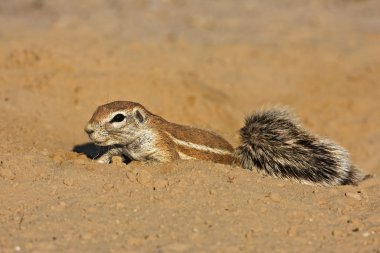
[88,101,144,124]
[152,116,234,152]
[153,129,180,162]
[176,145,234,165]
[149,116,234,164]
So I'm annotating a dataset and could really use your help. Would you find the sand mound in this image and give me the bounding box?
[1,0,379,252]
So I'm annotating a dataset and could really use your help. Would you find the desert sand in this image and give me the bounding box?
[0,0,379,252]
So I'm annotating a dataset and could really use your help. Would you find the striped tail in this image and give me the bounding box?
[234,108,369,186]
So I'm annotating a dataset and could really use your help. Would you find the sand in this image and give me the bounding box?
[0,0,379,252]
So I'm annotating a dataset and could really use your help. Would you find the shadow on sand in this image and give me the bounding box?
[72,142,132,164]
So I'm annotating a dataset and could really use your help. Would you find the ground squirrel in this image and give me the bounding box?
[85,101,368,186]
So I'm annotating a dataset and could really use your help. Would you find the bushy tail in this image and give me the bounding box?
[234,108,369,186]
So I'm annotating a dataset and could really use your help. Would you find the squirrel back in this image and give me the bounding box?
[234,108,368,186]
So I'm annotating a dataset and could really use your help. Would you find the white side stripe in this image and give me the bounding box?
[165,132,233,156]
[178,151,195,160]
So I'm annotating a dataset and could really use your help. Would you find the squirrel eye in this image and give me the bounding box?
[110,113,126,123]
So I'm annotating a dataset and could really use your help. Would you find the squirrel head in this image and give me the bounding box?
[85,101,149,146]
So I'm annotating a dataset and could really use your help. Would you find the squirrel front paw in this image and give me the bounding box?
[96,155,112,164]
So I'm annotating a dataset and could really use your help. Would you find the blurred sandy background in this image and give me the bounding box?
[0,0,379,252]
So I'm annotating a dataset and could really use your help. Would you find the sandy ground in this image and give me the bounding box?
[1,0,380,252]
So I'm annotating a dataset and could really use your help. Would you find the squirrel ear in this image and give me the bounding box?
[134,108,146,123]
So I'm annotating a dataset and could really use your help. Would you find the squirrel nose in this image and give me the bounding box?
[85,126,94,135]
